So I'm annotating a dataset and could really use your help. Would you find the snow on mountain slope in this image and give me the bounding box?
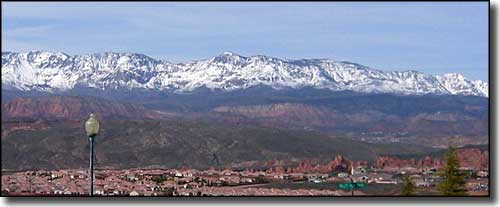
[1,51,489,97]
[436,73,489,97]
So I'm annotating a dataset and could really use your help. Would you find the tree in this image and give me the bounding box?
[437,146,467,196]
[151,175,167,184]
[162,187,174,196]
[401,175,416,196]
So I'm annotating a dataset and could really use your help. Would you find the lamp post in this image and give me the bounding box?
[85,113,99,196]
[350,177,354,196]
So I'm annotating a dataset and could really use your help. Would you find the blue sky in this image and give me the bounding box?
[2,2,489,81]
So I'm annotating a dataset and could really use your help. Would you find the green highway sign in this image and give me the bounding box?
[337,182,367,190]
[337,183,355,190]
[355,182,366,188]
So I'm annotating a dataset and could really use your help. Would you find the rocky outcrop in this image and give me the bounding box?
[456,148,489,170]
[2,96,168,121]
[264,155,354,174]
[327,155,353,172]
[213,103,339,128]
[373,148,488,170]
[211,100,488,147]
[373,156,418,169]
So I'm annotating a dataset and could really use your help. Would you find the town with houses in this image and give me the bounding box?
[1,153,489,196]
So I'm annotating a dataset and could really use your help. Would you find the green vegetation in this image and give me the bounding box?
[437,146,467,196]
[162,187,174,196]
[2,119,439,170]
[400,175,416,196]
[151,176,168,184]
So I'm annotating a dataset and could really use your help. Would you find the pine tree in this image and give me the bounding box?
[437,146,467,196]
[401,175,416,196]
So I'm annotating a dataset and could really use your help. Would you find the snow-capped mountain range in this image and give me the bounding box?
[1,51,489,97]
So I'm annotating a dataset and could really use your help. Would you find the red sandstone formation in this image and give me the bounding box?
[213,103,340,129]
[353,160,369,168]
[373,148,488,170]
[456,148,489,170]
[327,155,353,172]
[2,96,169,121]
[265,155,354,174]
[373,156,417,169]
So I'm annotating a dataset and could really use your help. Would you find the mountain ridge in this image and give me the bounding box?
[2,50,488,97]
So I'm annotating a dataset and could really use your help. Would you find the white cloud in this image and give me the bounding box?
[3,25,57,38]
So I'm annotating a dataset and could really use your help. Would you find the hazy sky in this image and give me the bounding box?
[2,2,489,81]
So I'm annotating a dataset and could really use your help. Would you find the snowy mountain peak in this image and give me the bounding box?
[1,51,488,97]
[436,73,487,96]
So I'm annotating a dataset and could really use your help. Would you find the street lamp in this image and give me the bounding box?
[85,113,99,196]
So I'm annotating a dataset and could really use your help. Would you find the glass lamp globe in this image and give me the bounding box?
[85,113,100,137]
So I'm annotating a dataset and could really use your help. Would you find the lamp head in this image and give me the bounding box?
[85,113,100,137]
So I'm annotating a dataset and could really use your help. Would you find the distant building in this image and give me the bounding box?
[129,190,139,196]
[477,170,489,178]
[126,174,137,181]
[337,172,349,178]
[414,178,431,187]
